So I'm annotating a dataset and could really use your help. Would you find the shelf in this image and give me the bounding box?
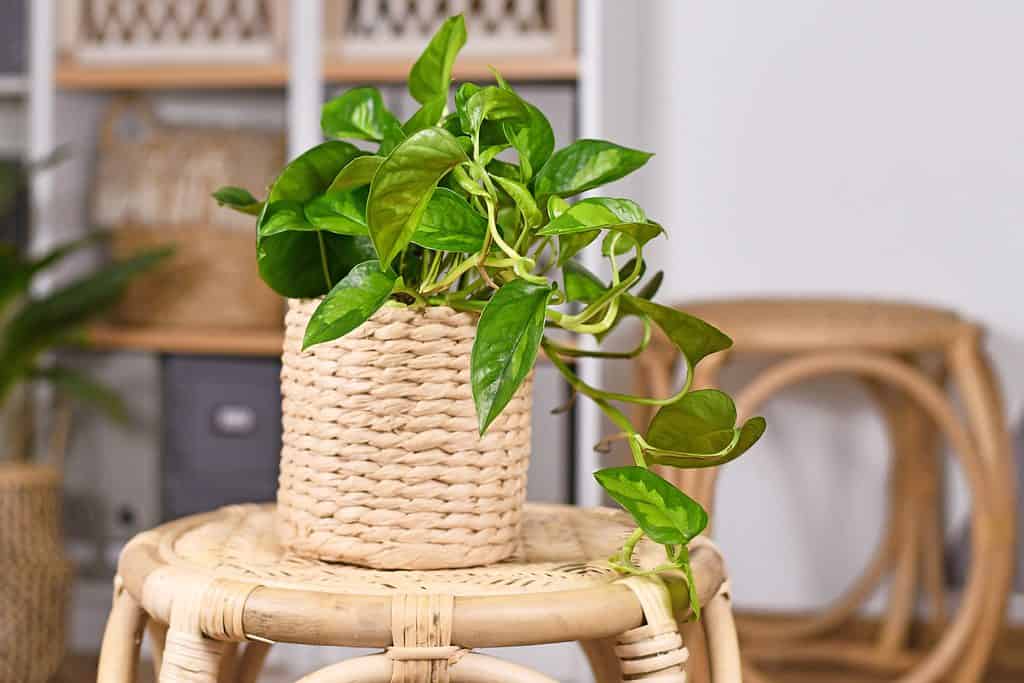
[56,60,289,90]
[83,323,284,357]
[55,56,578,90]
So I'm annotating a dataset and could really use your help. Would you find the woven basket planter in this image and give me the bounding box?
[0,464,72,683]
[277,300,532,570]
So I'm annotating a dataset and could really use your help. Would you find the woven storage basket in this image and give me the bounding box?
[0,465,73,683]
[277,300,533,570]
[94,97,285,329]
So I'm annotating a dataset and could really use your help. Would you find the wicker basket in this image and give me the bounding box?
[277,300,532,570]
[0,465,73,683]
[94,97,285,330]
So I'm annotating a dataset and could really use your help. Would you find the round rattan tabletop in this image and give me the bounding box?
[116,503,726,649]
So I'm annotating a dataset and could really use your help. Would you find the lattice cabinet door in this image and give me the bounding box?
[58,0,288,64]
[325,0,576,59]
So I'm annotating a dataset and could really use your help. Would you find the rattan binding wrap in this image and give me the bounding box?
[277,301,533,570]
[0,465,73,683]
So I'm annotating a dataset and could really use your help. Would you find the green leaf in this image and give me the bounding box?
[403,95,447,135]
[0,248,172,400]
[491,175,542,228]
[534,140,653,198]
[302,260,397,349]
[593,466,708,545]
[465,86,529,139]
[304,188,369,236]
[411,188,487,253]
[366,128,468,266]
[504,102,554,182]
[622,296,732,369]
[32,365,128,423]
[563,260,606,303]
[602,221,664,256]
[547,195,570,220]
[408,14,467,105]
[212,186,263,215]
[647,416,767,470]
[327,155,384,193]
[257,141,366,297]
[471,279,553,434]
[648,389,738,455]
[635,271,664,301]
[321,87,405,152]
[539,197,648,234]
[455,83,481,133]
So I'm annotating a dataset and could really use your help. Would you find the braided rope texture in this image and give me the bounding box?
[277,301,533,570]
[0,466,72,683]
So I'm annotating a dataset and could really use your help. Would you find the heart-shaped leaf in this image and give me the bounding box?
[321,87,405,152]
[304,188,369,236]
[212,186,263,215]
[411,188,487,252]
[465,86,529,139]
[471,279,553,434]
[622,296,732,370]
[403,95,447,135]
[328,155,384,193]
[408,14,467,105]
[647,417,767,470]
[534,140,653,199]
[647,389,739,455]
[257,141,364,297]
[366,128,468,267]
[594,466,708,545]
[302,260,397,349]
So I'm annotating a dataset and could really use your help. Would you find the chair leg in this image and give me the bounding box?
[947,336,1016,682]
[579,637,621,683]
[97,576,147,683]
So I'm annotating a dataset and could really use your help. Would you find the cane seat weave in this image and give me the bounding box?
[145,503,673,597]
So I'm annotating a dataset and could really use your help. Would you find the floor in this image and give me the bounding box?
[52,654,1024,683]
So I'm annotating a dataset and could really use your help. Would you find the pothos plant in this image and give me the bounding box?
[215,15,764,616]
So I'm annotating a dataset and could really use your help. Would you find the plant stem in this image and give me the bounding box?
[316,231,333,290]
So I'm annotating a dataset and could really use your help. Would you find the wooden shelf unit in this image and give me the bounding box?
[55,56,578,90]
[83,323,284,357]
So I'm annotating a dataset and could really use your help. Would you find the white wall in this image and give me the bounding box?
[598,0,1024,611]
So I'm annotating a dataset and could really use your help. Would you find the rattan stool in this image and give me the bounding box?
[97,503,742,682]
[634,298,1016,683]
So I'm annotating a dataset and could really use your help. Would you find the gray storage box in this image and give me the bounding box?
[162,355,282,520]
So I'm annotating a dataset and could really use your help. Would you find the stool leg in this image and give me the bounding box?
[579,637,621,683]
[703,588,742,683]
[948,336,1016,682]
[158,592,226,683]
[97,576,147,683]
[147,620,168,679]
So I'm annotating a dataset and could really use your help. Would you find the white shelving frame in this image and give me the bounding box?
[26,0,599,505]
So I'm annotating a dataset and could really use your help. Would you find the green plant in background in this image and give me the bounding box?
[215,14,764,615]
[0,161,170,460]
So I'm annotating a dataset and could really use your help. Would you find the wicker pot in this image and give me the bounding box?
[0,464,72,683]
[277,300,532,570]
